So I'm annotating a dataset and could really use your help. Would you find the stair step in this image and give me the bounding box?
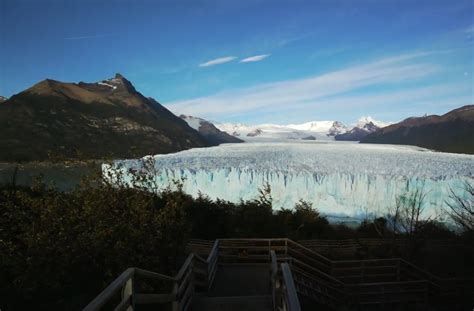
[191,295,272,311]
[208,264,271,297]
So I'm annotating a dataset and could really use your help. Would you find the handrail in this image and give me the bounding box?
[135,268,175,281]
[281,263,302,311]
[270,250,278,311]
[84,254,198,311]
[176,253,194,280]
[289,257,345,287]
[206,239,219,289]
[84,268,135,311]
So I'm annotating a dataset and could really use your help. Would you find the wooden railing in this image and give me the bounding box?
[84,251,213,311]
[206,239,219,288]
[193,238,473,307]
[346,279,430,305]
[86,238,472,310]
[270,250,278,310]
[270,250,301,311]
[331,258,401,283]
[83,253,196,311]
[299,238,466,250]
[281,263,302,311]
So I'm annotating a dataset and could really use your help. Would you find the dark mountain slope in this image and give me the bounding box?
[335,121,380,141]
[361,105,474,154]
[0,74,208,161]
[180,115,243,145]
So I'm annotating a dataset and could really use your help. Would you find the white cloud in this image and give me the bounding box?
[199,56,237,67]
[240,54,271,63]
[64,34,114,40]
[466,25,474,34]
[167,52,443,119]
[165,52,474,122]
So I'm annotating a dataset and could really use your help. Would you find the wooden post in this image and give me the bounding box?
[172,281,179,311]
[268,240,271,261]
[122,275,134,311]
[396,259,401,281]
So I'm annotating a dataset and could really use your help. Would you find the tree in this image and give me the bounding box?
[387,186,429,236]
[445,181,473,232]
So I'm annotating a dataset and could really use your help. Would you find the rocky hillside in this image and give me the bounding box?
[0,74,208,161]
[361,105,474,154]
[180,115,243,145]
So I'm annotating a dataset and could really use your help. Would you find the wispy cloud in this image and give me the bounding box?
[166,52,446,119]
[64,34,115,40]
[199,56,237,67]
[240,54,271,63]
[466,25,474,35]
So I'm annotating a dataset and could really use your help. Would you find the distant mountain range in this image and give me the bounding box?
[215,117,389,141]
[1,74,471,161]
[361,105,474,154]
[0,74,219,161]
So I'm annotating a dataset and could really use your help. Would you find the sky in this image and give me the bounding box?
[0,0,473,125]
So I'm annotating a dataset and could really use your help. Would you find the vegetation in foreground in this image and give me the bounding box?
[0,166,472,310]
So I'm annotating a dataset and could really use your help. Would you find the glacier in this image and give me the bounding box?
[104,141,474,221]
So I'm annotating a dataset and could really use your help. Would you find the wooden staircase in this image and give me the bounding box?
[83,238,474,311]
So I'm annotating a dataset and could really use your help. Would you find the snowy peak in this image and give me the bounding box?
[334,117,386,141]
[327,121,348,136]
[287,120,339,133]
[0,96,7,103]
[95,73,137,94]
[356,116,389,129]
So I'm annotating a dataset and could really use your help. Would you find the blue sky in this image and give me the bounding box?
[0,0,473,125]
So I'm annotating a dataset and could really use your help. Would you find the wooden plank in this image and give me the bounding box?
[134,293,175,304]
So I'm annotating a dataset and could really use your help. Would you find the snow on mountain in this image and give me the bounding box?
[97,81,118,90]
[356,116,390,129]
[286,120,336,132]
[215,117,392,142]
[180,115,243,145]
[180,115,203,131]
[105,142,474,220]
[216,121,349,141]
[327,121,348,136]
[334,116,392,141]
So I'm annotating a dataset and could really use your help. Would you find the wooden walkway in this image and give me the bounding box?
[83,238,474,311]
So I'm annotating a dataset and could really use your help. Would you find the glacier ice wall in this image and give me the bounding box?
[104,142,474,220]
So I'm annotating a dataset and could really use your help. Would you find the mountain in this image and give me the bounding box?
[0,74,208,161]
[179,115,243,145]
[0,96,7,103]
[335,117,383,141]
[286,120,346,134]
[361,105,474,154]
[216,120,348,141]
